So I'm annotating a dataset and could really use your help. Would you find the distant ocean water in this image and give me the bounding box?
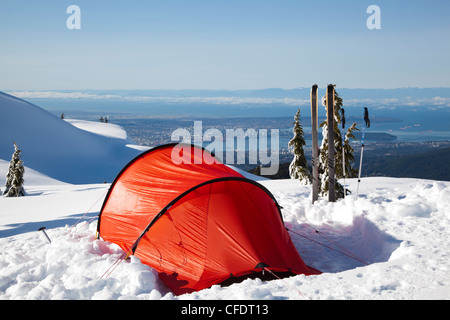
[29,94,450,145]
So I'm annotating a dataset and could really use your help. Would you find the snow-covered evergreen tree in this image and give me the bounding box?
[288,109,311,185]
[3,142,25,197]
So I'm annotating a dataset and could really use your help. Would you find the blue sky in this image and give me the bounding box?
[1,0,449,90]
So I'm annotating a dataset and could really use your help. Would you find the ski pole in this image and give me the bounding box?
[341,108,346,199]
[38,227,51,243]
[356,137,364,197]
[356,107,370,197]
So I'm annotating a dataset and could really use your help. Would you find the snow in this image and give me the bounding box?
[0,91,141,184]
[65,119,128,140]
[1,92,450,300]
[1,175,449,300]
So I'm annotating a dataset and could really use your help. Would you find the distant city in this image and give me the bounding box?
[58,113,450,181]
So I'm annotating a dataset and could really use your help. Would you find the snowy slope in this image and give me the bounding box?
[65,119,128,140]
[0,92,141,184]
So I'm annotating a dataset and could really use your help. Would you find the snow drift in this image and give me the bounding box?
[0,91,141,184]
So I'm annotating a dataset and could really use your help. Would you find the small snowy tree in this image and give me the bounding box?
[288,109,311,185]
[3,142,25,197]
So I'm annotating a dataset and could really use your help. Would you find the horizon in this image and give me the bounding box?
[3,87,450,132]
[5,86,450,110]
[5,86,450,91]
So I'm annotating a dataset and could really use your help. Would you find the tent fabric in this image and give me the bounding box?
[97,143,320,295]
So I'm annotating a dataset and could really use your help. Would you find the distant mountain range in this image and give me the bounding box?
[7,87,450,117]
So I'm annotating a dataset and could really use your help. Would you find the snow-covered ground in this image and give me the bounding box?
[1,91,449,300]
[0,171,449,300]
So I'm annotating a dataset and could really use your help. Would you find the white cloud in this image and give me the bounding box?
[7,91,310,106]
[6,91,450,108]
[6,91,122,100]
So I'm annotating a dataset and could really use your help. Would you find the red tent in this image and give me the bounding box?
[97,143,319,295]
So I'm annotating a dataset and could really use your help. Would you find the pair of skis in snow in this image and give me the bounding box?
[310,84,336,203]
[310,85,369,204]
